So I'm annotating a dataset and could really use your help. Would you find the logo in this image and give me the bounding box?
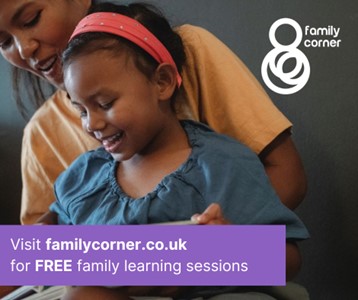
[261,18,310,95]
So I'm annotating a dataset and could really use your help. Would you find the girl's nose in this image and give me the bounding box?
[85,112,106,134]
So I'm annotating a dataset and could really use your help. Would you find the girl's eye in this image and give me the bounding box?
[100,101,114,110]
[80,110,88,118]
[24,11,41,28]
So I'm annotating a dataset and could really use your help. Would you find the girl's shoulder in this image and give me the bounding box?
[62,147,112,177]
[54,147,113,198]
[182,120,265,180]
[183,120,257,159]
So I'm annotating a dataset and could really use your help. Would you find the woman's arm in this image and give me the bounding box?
[286,242,302,281]
[259,130,307,210]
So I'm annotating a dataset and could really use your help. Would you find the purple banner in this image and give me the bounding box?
[0,225,285,286]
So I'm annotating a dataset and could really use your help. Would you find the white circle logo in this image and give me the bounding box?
[261,18,310,95]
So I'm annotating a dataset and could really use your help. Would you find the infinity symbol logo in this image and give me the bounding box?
[261,18,310,95]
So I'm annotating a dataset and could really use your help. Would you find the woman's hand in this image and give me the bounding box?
[191,203,230,225]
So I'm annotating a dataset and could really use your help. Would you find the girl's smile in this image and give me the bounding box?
[100,131,125,154]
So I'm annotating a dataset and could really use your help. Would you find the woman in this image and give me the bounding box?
[0,0,306,226]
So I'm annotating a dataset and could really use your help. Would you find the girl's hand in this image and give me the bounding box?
[191,203,230,225]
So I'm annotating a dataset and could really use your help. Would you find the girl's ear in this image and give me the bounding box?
[154,63,178,101]
[79,0,92,11]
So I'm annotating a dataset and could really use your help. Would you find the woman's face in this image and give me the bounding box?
[0,0,91,89]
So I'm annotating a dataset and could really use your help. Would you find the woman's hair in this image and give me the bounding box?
[62,2,186,101]
[11,64,56,120]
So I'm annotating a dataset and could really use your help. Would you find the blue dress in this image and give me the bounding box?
[51,120,308,240]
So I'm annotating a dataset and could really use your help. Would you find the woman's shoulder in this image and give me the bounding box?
[175,24,216,43]
[175,24,226,59]
[23,90,76,141]
[22,90,69,153]
[22,89,98,159]
[25,90,69,128]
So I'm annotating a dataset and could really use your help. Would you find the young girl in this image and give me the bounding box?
[47,3,309,299]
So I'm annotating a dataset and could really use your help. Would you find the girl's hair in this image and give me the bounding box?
[62,2,186,103]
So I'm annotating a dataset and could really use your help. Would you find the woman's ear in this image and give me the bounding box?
[154,63,178,101]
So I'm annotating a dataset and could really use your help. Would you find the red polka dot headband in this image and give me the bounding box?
[70,12,182,87]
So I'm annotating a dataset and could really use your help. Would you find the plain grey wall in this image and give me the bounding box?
[0,0,357,299]
[0,57,25,224]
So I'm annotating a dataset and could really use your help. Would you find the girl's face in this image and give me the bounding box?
[64,50,173,162]
[0,0,91,89]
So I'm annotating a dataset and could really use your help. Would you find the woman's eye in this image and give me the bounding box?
[0,38,12,50]
[71,102,87,118]
[24,11,41,28]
